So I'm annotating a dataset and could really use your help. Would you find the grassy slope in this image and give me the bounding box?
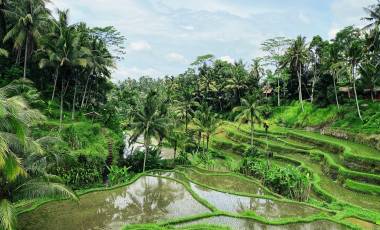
[31,110,122,159]
[272,101,380,134]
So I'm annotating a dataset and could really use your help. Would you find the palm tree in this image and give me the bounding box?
[80,36,114,110]
[363,1,380,30]
[250,58,265,85]
[192,104,220,155]
[347,39,364,121]
[283,36,309,112]
[233,93,262,155]
[129,91,169,172]
[225,61,248,105]
[329,62,346,109]
[0,81,77,230]
[2,0,49,79]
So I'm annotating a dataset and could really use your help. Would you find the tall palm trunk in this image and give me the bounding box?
[81,71,91,109]
[250,114,254,154]
[332,74,340,109]
[310,70,316,103]
[173,140,177,160]
[206,135,210,152]
[59,78,70,131]
[143,141,148,172]
[71,80,78,120]
[277,79,280,107]
[23,37,29,79]
[51,67,59,101]
[298,65,304,112]
[352,65,362,121]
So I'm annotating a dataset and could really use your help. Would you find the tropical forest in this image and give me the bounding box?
[1,0,380,229]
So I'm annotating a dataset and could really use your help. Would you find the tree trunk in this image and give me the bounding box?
[250,116,254,155]
[277,79,280,107]
[59,78,70,131]
[202,135,205,156]
[51,67,59,101]
[352,65,363,121]
[173,141,177,160]
[23,37,29,79]
[298,66,304,112]
[72,80,78,120]
[333,74,340,109]
[81,72,91,109]
[310,64,317,103]
[185,109,188,132]
[206,135,210,152]
[143,142,148,172]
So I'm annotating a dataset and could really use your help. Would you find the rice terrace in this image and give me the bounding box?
[1,0,380,229]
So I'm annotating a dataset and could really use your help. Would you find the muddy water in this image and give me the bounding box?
[181,168,270,196]
[18,176,210,230]
[177,216,349,230]
[189,183,319,219]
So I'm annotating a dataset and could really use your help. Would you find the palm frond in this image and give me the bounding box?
[15,179,78,201]
[0,199,17,230]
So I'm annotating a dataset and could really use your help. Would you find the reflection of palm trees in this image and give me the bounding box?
[236,197,280,219]
[100,176,185,224]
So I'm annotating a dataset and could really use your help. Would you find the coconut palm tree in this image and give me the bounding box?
[347,39,364,121]
[2,0,49,79]
[283,36,309,112]
[225,61,248,105]
[233,93,262,155]
[192,104,220,154]
[129,91,169,172]
[363,1,380,30]
[0,81,77,230]
[329,61,347,109]
[80,36,114,110]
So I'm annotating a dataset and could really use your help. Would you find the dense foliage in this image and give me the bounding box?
[240,157,311,201]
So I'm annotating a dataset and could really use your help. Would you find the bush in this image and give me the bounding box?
[240,158,311,201]
[174,151,191,165]
[107,165,131,186]
[121,147,173,172]
[54,155,104,189]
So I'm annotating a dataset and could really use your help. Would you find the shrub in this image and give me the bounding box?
[240,158,311,201]
[107,166,131,186]
[121,147,174,172]
[54,155,104,189]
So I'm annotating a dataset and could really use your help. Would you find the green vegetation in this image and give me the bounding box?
[1,0,380,229]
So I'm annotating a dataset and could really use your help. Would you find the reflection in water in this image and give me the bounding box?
[189,183,318,219]
[180,168,270,196]
[177,216,349,230]
[19,176,210,230]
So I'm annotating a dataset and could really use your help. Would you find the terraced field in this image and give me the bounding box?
[207,122,380,229]
[16,123,380,230]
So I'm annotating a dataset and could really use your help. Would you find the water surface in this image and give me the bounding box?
[19,176,210,230]
[189,183,319,219]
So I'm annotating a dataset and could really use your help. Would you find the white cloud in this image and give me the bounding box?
[329,0,373,34]
[298,12,310,24]
[166,52,187,63]
[128,41,152,51]
[181,25,195,31]
[219,56,235,64]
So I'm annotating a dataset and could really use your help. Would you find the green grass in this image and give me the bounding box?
[272,101,380,135]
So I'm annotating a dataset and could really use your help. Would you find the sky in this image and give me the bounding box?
[47,0,375,82]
